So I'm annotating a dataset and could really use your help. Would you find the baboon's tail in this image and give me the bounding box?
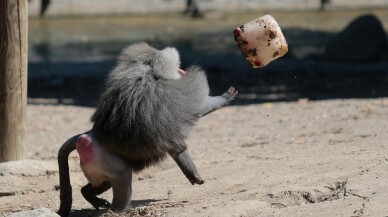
[57,133,84,217]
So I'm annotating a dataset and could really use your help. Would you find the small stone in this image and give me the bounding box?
[6,208,59,217]
[0,160,57,177]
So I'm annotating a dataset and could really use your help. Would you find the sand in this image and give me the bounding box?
[1,98,388,216]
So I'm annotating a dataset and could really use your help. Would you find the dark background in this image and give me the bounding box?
[27,7,388,106]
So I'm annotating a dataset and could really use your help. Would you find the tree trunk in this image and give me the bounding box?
[0,0,28,162]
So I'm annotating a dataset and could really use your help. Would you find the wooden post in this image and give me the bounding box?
[0,0,28,162]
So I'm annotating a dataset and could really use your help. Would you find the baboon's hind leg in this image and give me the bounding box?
[110,170,133,213]
[81,181,111,210]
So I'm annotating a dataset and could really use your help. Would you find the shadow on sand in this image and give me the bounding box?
[68,199,164,217]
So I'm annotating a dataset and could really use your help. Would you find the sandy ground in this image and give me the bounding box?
[1,98,388,216]
[1,7,388,217]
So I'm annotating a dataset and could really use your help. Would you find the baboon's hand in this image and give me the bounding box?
[222,86,238,102]
[187,173,205,185]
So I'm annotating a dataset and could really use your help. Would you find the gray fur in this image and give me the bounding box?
[91,43,210,171]
[57,42,237,217]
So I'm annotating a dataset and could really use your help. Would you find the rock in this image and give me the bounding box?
[0,160,58,197]
[323,14,388,63]
[0,160,57,177]
[6,208,59,217]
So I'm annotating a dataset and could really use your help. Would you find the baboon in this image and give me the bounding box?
[57,43,238,216]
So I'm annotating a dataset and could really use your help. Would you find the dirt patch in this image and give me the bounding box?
[1,99,388,216]
[96,201,189,217]
[267,181,348,207]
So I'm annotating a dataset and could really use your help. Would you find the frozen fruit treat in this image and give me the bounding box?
[233,15,288,68]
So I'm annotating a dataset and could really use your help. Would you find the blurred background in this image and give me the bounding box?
[27,0,388,106]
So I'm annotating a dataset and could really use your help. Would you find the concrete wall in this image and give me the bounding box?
[330,0,388,9]
[28,0,388,17]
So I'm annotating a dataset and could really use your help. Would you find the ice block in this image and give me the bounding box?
[233,15,288,68]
